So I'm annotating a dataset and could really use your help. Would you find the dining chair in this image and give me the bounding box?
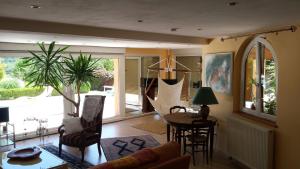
[183,119,213,165]
[169,106,187,142]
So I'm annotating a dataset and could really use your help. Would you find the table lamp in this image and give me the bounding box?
[192,87,218,119]
[0,107,9,122]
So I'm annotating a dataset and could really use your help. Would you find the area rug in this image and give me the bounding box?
[42,144,94,169]
[132,119,167,135]
[101,135,160,161]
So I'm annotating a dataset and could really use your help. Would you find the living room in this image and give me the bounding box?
[0,1,299,169]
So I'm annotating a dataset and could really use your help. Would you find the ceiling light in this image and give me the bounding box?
[30,5,41,9]
[227,1,238,6]
[171,28,179,32]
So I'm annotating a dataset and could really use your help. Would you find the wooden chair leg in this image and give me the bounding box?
[183,136,187,154]
[80,147,85,162]
[97,141,102,156]
[192,142,195,166]
[202,144,205,163]
[58,143,62,157]
[206,143,209,164]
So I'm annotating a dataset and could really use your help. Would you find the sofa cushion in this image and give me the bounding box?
[90,148,159,169]
[151,141,181,163]
[148,155,191,169]
[131,148,159,165]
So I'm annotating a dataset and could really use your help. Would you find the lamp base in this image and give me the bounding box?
[199,105,210,120]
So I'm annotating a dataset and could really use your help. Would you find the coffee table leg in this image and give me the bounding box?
[167,124,170,142]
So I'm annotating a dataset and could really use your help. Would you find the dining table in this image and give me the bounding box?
[164,112,217,159]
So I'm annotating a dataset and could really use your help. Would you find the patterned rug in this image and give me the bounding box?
[42,144,94,169]
[101,135,160,161]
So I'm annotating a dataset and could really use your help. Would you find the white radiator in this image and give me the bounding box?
[227,115,274,169]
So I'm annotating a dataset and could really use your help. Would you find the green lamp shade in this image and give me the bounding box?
[192,87,218,105]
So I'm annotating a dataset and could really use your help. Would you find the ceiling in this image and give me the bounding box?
[0,0,299,38]
[0,0,299,48]
[0,30,202,49]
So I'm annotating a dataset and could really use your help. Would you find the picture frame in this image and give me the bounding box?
[203,52,233,94]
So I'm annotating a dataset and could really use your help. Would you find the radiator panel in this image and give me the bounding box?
[228,116,274,169]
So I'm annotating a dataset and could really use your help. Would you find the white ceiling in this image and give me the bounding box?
[0,30,202,49]
[0,0,299,38]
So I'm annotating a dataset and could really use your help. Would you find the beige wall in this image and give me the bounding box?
[202,28,300,169]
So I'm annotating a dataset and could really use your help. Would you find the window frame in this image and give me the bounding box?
[240,36,278,121]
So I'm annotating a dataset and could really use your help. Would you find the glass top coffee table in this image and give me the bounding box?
[0,146,67,169]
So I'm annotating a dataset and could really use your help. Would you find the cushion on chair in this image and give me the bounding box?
[63,117,83,134]
[148,155,191,169]
[61,132,99,146]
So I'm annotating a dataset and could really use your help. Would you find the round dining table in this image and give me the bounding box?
[164,112,217,159]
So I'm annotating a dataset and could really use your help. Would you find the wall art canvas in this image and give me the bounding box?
[204,52,233,94]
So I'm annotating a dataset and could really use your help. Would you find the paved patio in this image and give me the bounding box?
[0,91,118,135]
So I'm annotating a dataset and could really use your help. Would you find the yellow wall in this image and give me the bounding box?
[202,28,300,169]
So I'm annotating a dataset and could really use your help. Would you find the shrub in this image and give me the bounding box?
[0,78,23,89]
[91,68,114,90]
[0,87,44,100]
[0,64,4,80]
[51,83,91,96]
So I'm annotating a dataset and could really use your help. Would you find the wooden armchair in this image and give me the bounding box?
[58,95,106,161]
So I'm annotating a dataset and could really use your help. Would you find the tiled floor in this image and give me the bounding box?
[13,114,243,169]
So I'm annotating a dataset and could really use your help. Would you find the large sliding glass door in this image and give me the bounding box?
[0,53,124,140]
[78,57,118,119]
[0,56,64,137]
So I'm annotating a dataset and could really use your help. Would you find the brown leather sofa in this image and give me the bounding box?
[90,141,190,169]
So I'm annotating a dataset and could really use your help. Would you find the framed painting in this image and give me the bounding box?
[204,52,233,94]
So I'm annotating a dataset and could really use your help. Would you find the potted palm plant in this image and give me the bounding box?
[23,41,100,117]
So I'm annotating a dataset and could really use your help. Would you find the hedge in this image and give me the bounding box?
[0,87,45,100]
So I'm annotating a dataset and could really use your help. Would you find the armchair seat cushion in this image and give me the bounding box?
[61,132,100,146]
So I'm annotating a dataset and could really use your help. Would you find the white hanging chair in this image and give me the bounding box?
[145,53,196,116]
[147,77,189,116]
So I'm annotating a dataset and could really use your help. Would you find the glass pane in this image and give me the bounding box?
[141,57,159,78]
[244,47,257,109]
[176,56,201,100]
[0,56,63,136]
[79,58,117,119]
[262,46,277,115]
[125,59,140,105]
